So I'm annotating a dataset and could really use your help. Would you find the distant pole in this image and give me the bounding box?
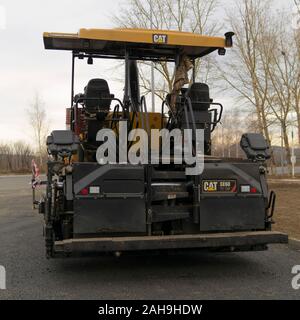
[222,126,225,157]
[291,129,295,178]
[150,0,155,112]
[236,134,239,158]
[280,125,284,175]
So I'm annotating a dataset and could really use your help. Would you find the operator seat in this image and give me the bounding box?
[187,83,210,110]
[84,78,114,112]
[82,79,114,158]
[185,83,212,155]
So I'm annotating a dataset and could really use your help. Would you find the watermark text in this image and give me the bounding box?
[292,265,300,290]
[95,122,204,176]
[0,265,6,290]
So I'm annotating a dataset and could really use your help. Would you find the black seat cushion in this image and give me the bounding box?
[187,83,210,110]
[84,79,112,111]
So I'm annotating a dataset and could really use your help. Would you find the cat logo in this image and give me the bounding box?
[153,34,168,44]
[203,181,218,192]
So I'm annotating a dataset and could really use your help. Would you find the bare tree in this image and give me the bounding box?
[27,94,49,167]
[291,28,300,144]
[212,107,246,158]
[294,0,300,13]
[219,0,299,173]
[113,0,221,99]
[258,8,300,167]
[219,0,273,144]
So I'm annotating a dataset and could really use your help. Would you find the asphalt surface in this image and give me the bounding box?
[0,175,299,300]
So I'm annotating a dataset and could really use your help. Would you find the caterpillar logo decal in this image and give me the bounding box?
[202,180,237,193]
[153,34,168,44]
[203,181,218,192]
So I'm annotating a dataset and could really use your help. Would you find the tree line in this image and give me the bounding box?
[0,142,34,174]
[0,94,48,174]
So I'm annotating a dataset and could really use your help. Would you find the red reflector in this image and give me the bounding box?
[80,188,89,195]
[250,187,257,193]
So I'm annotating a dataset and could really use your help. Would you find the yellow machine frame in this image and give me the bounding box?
[43,28,234,60]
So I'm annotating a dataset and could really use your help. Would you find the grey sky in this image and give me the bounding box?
[0,0,122,143]
[0,0,295,144]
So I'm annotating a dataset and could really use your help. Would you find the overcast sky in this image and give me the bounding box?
[0,0,294,145]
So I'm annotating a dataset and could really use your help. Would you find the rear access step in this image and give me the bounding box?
[54,231,288,255]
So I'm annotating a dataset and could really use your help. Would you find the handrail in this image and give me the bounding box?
[267,191,276,219]
[75,96,125,112]
[160,97,223,132]
[183,99,223,133]
[160,99,177,129]
[72,97,128,132]
[140,96,150,135]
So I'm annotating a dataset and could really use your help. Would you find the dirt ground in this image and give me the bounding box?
[269,181,300,240]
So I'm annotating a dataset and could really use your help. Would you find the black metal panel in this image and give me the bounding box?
[199,197,265,232]
[198,162,267,231]
[72,164,146,234]
[73,163,144,183]
[73,163,145,196]
[201,162,262,182]
[102,180,144,194]
[74,198,146,234]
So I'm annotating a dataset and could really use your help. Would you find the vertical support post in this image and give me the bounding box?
[151,63,155,112]
[193,175,200,224]
[32,188,36,210]
[71,52,75,107]
[192,59,196,84]
[124,49,130,110]
[150,0,155,112]
[45,163,54,258]
[146,165,152,236]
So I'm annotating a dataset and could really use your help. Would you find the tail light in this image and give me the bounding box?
[79,188,89,196]
[250,187,257,193]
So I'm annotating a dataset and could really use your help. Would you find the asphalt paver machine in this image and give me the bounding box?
[36,28,288,258]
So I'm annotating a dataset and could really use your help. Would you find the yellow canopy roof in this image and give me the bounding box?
[43,28,233,60]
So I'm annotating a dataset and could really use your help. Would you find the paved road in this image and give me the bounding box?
[0,175,299,300]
